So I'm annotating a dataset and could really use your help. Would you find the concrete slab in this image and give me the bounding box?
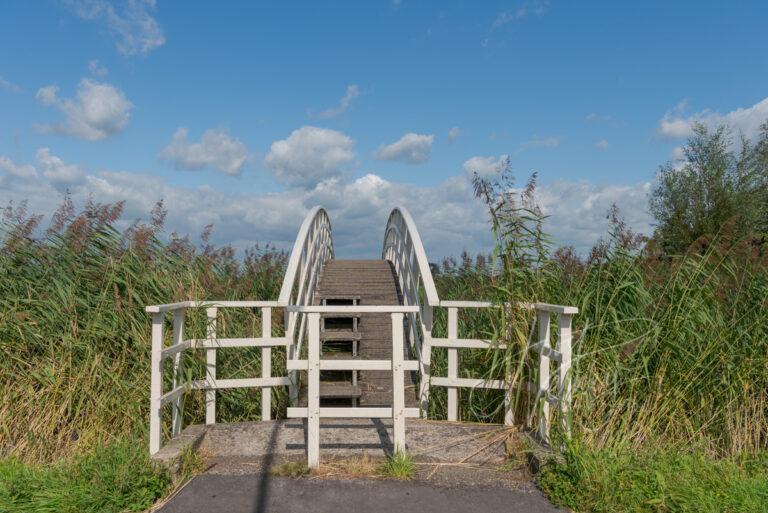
[160,419,519,467]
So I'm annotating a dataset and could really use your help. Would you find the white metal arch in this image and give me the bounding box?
[382,206,440,411]
[279,206,334,402]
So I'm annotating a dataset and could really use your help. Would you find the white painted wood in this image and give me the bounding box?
[171,309,185,437]
[529,341,563,362]
[558,313,573,436]
[447,307,458,422]
[193,377,291,390]
[439,300,494,308]
[307,312,320,468]
[532,303,579,315]
[287,359,418,371]
[391,313,406,453]
[160,339,192,359]
[286,305,419,314]
[419,305,433,416]
[159,384,186,405]
[261,307,272,421]
[430,377,506,389]
[537,311,551,442]
[149,312,163,455]
[287,407,421,418]
[193,337,289,348]
[430,337,505,349]
[146,300,282,313]
[205,307,217,425]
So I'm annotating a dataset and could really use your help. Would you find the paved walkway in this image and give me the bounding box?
[156,474,565,513]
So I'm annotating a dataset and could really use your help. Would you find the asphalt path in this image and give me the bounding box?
[157,474,565,513]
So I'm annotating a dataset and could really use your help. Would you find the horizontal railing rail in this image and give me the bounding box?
[285,306,419,467]
[426,300,577,442]
[146,301,285,455]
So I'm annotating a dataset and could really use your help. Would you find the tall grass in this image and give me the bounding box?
[1,190,767,510]
[0,199,286,462]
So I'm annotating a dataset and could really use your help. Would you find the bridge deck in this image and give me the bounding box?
[300,259,419,408]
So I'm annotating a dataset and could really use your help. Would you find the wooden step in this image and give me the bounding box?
[320,330,361,341]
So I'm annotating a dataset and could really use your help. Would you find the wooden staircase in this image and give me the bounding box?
[299,259,419,408]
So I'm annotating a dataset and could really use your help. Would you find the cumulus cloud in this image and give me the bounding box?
[448,126,460,143]
[0,156,37,178]
[160,127,250,175]
[265,126,355,189]
[35,148,84,185]
[462,154,510,177]
[535,180,652,252]
[658,97,768,141]
[374,132,434,164]
[0,159,654,259]
[36,78,133,141]
[65,0,165,56]
[314,84,359,119]
[596,139,609,150]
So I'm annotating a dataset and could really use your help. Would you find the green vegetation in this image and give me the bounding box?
[271,461,311,478]
[0,441,169,513]
[378,451,415,480]
[538,442,768,513]
[0,122,767,510]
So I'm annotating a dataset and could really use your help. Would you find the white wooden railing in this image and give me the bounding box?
[146,301,288,455]
[382,206,578,443]
[285,305,421,468]
[146,205,577,461]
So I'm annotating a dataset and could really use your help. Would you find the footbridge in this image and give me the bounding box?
[146,206,577,468]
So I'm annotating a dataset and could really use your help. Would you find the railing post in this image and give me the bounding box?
[171,309,185,437]
[419,305,433,417]
[447,306,458,421]
[149,312,163,455]
[205,307,218,425]
[537,310,551,442]
[558,313,572,437]
[392,312,406,453]
[503,302,514,426]
[307,312,320,468]
[287,309,299,406]
[262,307,272,421]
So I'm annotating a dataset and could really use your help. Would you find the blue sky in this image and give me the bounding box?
[1,0,767,258]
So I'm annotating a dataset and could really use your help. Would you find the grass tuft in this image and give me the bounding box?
[378,451,415,480]
[271,461,310,478]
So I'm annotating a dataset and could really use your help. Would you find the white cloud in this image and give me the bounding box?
[0,75,22,93]
[535,180,652,253]
[448,126,460,143]
[462,154,510,177]
[36,78,133,141]
[35,148,84,185]
[657,97,768,141]
[596,139,609,150]
[314,84,359,119]
[520,135,560,150]
[160,127,250,175]
[65,0,165,56]
[88,59,108,77]
[374,133,434,164]
[0,158,654,260]
[265,126,355,189]
[0,156,37,178]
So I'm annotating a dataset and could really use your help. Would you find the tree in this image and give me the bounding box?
[649,122,768,254]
